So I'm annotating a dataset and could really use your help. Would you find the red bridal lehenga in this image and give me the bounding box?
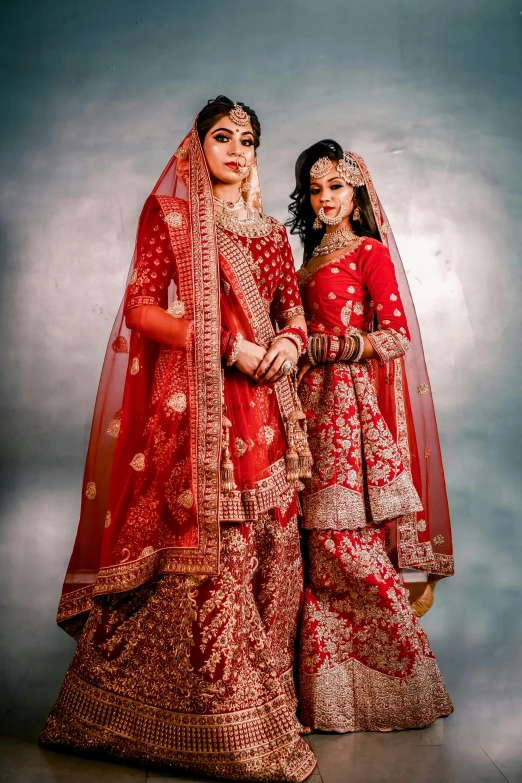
[39,124,316,781]
[296,153,454,732]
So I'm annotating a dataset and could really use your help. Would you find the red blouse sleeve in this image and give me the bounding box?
[360,239,411,364]
[124,198,177,313]
[271,223,305,325]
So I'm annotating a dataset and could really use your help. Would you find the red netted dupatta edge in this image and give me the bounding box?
[57,125,224,631]
[349,152,453,579]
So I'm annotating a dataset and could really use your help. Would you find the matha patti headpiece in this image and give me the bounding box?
[229,102,251,127]
[310,157,334,179]
[310,152,365,188]
[337,152,365,187]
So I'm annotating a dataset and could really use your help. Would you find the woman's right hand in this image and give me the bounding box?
[234,340,267,379]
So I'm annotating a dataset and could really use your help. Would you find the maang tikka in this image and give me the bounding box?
[229,102,250,127]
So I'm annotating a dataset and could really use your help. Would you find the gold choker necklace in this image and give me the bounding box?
[312,228,359,257]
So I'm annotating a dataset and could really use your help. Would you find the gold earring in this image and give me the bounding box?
[352,205,361,222]
[313,215,322,230]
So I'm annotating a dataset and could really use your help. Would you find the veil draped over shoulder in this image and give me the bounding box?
[59,124,264,631]
[348,153,453,579]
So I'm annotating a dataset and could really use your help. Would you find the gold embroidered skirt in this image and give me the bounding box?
[40,509,316,781]
[298,527,453,732]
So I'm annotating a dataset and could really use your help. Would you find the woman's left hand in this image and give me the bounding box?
[255,337,298,384]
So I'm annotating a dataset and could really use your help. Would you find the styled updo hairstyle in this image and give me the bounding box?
[196,95,261,150]
[287,139,380,261]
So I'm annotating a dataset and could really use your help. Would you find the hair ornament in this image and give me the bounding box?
[337,152,365,187]
[310,157,334,179]
[229,102,251,127]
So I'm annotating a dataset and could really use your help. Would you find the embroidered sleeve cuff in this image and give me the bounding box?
[367,328,411,364]
[278,305,305,322]
[225,332,244,366]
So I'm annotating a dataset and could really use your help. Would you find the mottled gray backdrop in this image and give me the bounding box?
[1,0,521,775]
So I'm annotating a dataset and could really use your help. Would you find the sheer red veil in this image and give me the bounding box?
[349,153,453,580]
[58,124,231,633]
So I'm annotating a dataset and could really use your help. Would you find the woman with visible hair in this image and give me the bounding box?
[288,140,454,732]
[39,97,316,781]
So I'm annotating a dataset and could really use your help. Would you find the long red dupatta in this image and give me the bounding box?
[58,126,228,631]
[350,153,454,579]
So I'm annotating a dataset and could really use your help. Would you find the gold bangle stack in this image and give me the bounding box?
[307,333,365,365]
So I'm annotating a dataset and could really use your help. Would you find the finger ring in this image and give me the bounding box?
[280,360,294,376]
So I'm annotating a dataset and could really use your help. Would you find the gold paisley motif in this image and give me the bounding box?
[130,453,146,472]
[178,489,194,508]
[111,336,128,354]
[167,392,187,412]
[164,211,183,228]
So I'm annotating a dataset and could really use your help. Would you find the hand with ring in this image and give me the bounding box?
[255,337,298,384]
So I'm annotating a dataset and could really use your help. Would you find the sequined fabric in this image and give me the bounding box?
[41,508,316,781]
[298,527,453,732]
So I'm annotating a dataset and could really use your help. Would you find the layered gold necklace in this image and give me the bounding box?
[312,228,360,257]
[214,195,272,238]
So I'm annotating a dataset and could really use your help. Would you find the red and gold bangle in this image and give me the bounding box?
[353,334,365,362]
[327,335,340,362]
[273,325,307,356]
[339,335,356,362]
[273,332,303,357]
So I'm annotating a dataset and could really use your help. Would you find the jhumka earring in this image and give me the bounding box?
[352,204,361,222]
[313,215,323,230]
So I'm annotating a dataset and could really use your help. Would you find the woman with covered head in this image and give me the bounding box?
[39,96,316,781]
[288,139,454,732]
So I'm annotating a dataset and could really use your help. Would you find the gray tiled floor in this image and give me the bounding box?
[0,711,514,783]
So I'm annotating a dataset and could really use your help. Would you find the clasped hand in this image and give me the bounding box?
[233,337,298,384]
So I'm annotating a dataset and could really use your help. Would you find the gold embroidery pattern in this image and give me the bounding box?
[299,528,452,731]
[111,336,129,354]
[157,153,221,578]
[300,656,452,733]
[279,305,305,320]
[166,300,185,318]
[235,438,248,457]
[130,357,140,375]
[129,269,138,286]
[166,392,187,413]
[301,484,366,530]
[367,328,410,364]
[417,383,429,395]
[106,410,122,438]
[178,489,193,508]
[85,482,97,500]
[217,230,295,427]
[130,453,145,472]
[299,362,421,530]
[42,513,315,781]
[397,513,437,571]
[163,211,183,228]
[220,458,296,523]
[105,511,111,528]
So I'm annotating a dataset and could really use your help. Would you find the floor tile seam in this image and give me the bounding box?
[471,735,512,783]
